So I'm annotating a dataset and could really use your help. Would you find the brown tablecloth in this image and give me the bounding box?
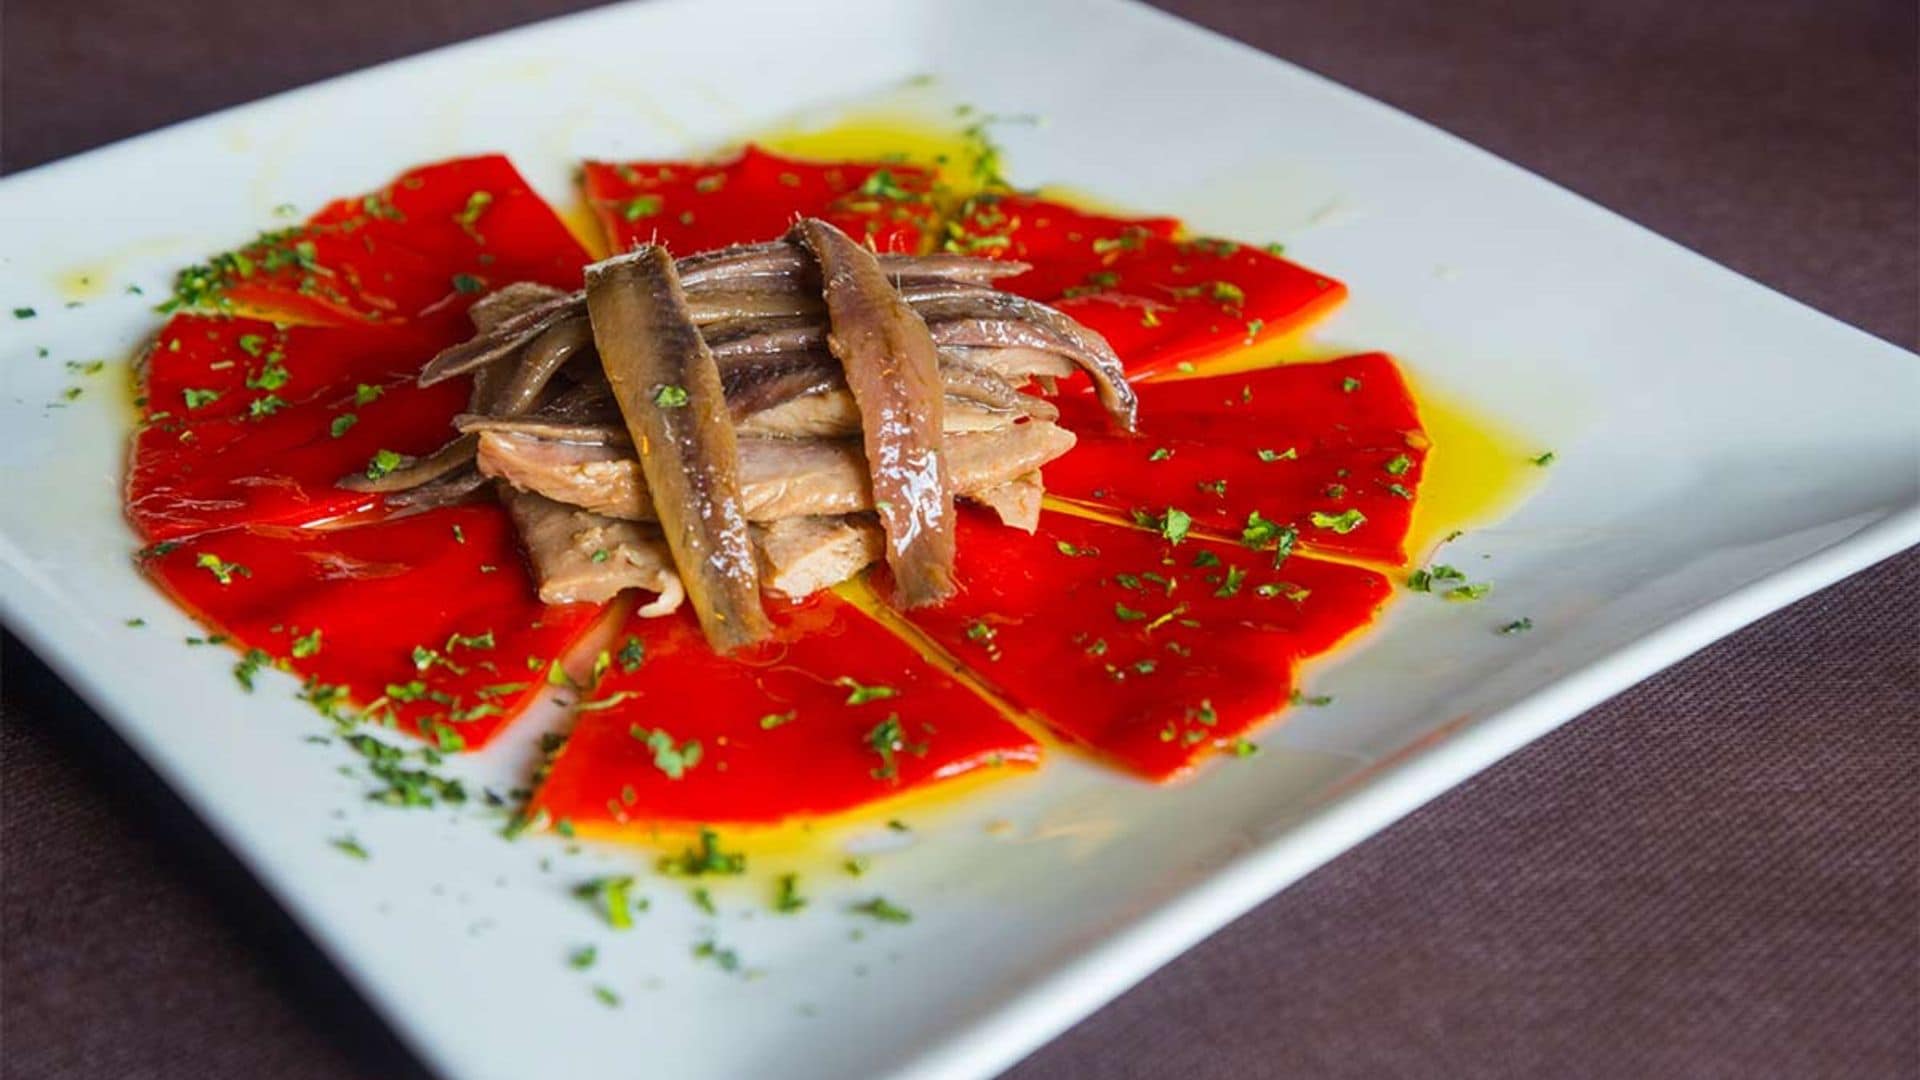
[2,1,1914,1077]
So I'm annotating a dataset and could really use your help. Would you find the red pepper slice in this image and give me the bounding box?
[583,145,939,255]
[143,506,607,750]
[197,155,586,325]
[946,193,1344,377]
[889,510,1390,780]
[127,310,476,542]
[1045,354,1427,565]
[529,592,1041,827]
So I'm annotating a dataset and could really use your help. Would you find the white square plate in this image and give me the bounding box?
[2,1,1914,1077]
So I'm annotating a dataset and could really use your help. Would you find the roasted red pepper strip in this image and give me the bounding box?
[529,591,1040,827]
[195,156,587,325]
[946,193,1344,378]
[941,192,1179,298]
[143,506,607,749]
[1045,354,1427,565]
[583,145,939,255]
[890,510,1390,780]
[127,311,476,541]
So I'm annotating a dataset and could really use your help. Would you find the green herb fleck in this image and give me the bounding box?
[653,384,689,408]
[836,677,897,706]
[194,552,249,585]
[574,875,639,929]
[1309,509,1366,534]
[773,873,808,914]
[850,896,912,924]
[620,195,663,221]
[364,449,404,481]
[290,628,323,658]
[658,827,746,877]
[629,726,703,779]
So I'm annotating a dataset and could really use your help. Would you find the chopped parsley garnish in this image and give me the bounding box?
[865,714,925,782]
[1445,583,1492,602]
[1113,602,1146,622]
[1192,550,1221,568]
[330,835,369,860]
[628,726,703,779]
[233,648,274,691]
[451,273,485,294]
[1308,509,1366,534]
[574,875,639,929]
[290,628,323,658]
[569,945,598,970]
[653,384,690,408]
[857,169,917,200]
[1214,565,1247,598]
[364,449,404,481]
[1241,513,1298,565]
[1157,507,1192,544]
[1230,738,1261,758]
[658,827,745,877]
[182,388,221,409]
[12,307,34,319]
[773,873,808,914]
[1209,280,1245,305]
[194,552,249,585]
[1290,690,1334,707]
[1257,582,1310,603]
[125,618,146,628]
[849,896,912,924]
[836,677,897,705]
[446,630,495,652]
[1384,453,1413,476]
[1500,617,1535,635]
[1148,447,1173,462]
[620,195,663,221]
[329,413,358,438]
[1531,451,1557,466]
[1341,376,1362,393]
[1257,447,1297,462]
[454,190,494,236]
[1055,540,1097,557]
[354,383,384,405]
[592,986,621,1008]
[844,856,871,877]
[759,710,797,730]
[247,394,287,418]
[692,939,743,973]
[616,635,644,673]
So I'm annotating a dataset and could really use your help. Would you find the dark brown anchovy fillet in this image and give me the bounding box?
[383,465,491,510]
[488,317,593,417]
[791,219,955,608]
[338,433,480,494]
[455,415,633,446]
[586,246,769,651]
[420,251,1026,386]
[914,292,1136,429]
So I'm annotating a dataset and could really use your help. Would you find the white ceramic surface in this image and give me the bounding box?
[2,2,1915,1078]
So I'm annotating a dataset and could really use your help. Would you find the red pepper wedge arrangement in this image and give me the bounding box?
[129,139,1423,827]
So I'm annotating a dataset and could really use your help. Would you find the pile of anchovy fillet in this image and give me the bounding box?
[353,218,1137,651]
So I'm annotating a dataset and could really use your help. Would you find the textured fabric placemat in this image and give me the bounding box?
[3,2,1915,1077]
